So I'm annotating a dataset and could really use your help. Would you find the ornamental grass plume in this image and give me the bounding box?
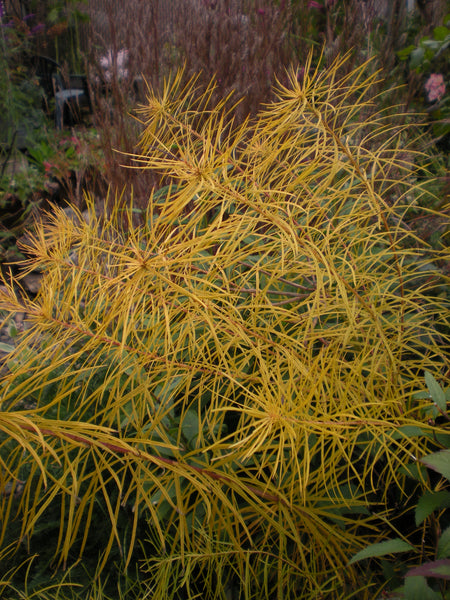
[0,52,448,598]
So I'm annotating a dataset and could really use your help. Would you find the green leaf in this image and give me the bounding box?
[150,483,178,520]
[398,462,426,481]
[413,391,432,400]
[397,44,416,61]
[0,342,15,354]
[410,46,425,70]
[180,409,200,448]
[420,450,450,480]
[435,432,450,448]
[415,491,450,525]
[425,371,447,413]
[402,575,442,599]
[348,539,415,565]
[47,7,61,23]
[433,26,449,41]
[407,560,450,581]
[154,375,184,405]
[421,39,441,51]
[391,425,426,440]
[437,527,450,559]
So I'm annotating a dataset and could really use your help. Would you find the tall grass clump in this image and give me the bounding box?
[84,0,165,200]
[82,0,448,204]
[84,0,293,202]
[0,53,448,598]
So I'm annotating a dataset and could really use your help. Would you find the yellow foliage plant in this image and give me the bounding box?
[0,54,448,598]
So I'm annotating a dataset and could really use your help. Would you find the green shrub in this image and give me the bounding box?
[0,53,448,599]
[397,12,450,150]
[350,372,450,599]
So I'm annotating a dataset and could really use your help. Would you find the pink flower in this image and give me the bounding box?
[308,0,323,7]
[43,161,53,174]
[424,73,446,102]
[99,48,129,82]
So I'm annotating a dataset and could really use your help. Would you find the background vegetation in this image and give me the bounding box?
[0,1,449,598]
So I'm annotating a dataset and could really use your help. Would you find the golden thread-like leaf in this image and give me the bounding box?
[0,54,448,597]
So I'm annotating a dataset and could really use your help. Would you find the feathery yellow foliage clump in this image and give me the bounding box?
[0,54,448,598]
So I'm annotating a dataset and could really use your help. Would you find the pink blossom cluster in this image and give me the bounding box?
[99,49,129,82]
[424,73,446,103]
